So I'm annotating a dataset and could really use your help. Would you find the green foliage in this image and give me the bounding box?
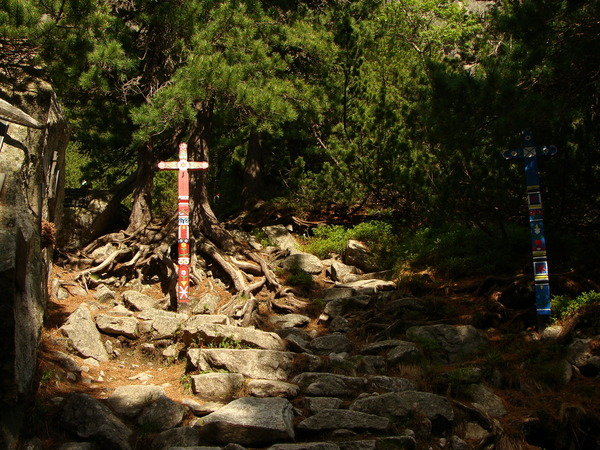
[284,266,314,289]
[428,366,482,396]
[410,335,442,360]
[252,228,270,248]
[152,170,178,218]
[397,224,529,277]
[304,221,528,277]
[303,224,349,258]
[348,221,401,269]
[179,373,192,391]
[551,291,600,322]
[39,369,57,387]
[9,0,600,242]
[0,0,40,35]
[303,220,401,271]
[64,142,91,188]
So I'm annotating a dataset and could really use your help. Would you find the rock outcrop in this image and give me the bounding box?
[0,53,69,449]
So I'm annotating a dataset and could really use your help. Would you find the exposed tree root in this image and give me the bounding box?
[60,217,282,314]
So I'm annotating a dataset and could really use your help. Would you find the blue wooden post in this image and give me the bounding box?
[503,131,557,319]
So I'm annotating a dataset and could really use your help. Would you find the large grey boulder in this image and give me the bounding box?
[183,322,286,351]
[567,337,600,376]
[60,304,109,362]
[343,240,378,272]
[406,324,487,362]
[335,279,396,295]
[263,225,301,254]
[386,341,423,364]
[184,314,229,327]
[150,427,200,450]
[322,287,356,301]
[188,348,296,381]
[463,384,507,418]
[136,395,185,431]
[93,284,116,303]
[360,339,409,355]
[195,397,295,446]
[276,252,323,275]
[327,260,363,283]
[60,393,132,450]
[296,409,389,433]
[107,385,165,418]
[304,397,343,414]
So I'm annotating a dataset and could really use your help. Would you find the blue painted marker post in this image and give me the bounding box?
[503,131,557,328]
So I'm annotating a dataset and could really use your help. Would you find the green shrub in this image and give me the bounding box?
[304,221,529,278]
[303,224,349,258]
[285,266,314,289]
[551,291,600,322]
[303,220,401,271]
[152,170,178,218]
[397,224,529,277]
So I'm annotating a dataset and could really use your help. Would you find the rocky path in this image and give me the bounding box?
[30,226,600,450]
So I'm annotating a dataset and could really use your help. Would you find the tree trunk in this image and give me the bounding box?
[188,100,217,230]
[187,99,238,251]
[240,131,265,211]
[127,142,155,232]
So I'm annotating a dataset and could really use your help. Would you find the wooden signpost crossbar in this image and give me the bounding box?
[158,143,208,311]
[503,130,557,321]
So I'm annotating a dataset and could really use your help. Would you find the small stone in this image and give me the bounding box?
[128,372,154,382]
[83,357,100,367]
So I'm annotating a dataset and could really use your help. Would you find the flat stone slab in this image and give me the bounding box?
[269,313,311,329]
[122,290,159,311]
[196,397,295,446]
[246,379,299,398]
[95,314,138,339]
[137,309,187,338]
[293,373,368,397]
[406,324,487,362]
[463,384,507,418]
[350,391,454,423]
[268,443,341,449]
[297,409,389,433]
[191,373,244,401]
[183,322,286,351]
[336,279,396,295]
[309,333,353,355]
[188,348,296,381]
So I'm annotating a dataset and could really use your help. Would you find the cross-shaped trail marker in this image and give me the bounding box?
[503,130,557,323]
[158,142,208,311]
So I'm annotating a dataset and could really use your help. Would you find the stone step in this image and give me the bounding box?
[55,275,499,450]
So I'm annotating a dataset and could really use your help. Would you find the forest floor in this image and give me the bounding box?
[30,251,600,449]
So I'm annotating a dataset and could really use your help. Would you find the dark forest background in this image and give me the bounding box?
[2,0,600,283]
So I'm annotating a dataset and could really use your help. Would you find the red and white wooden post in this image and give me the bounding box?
[158,142,208,311]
